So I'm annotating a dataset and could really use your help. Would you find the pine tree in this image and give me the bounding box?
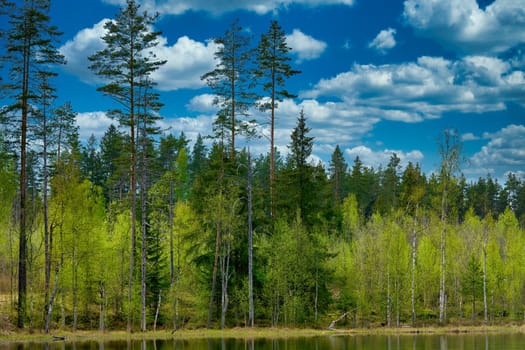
[255,20,300,220]
[1,0,64,328]
[89,0,166,331]
[201,19,256,158]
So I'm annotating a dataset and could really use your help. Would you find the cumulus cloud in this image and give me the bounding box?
[102,0,354,15]
[302,55,525,121]
[461,132,480,141]
[60,23,217,91]
[59,19,108,84]
[369,28,397,54]
[286,29,327,63]
[151,36,218,91]
[470,125,525,173]
[186,94,218,112]
[157,115,215,144]
[76,111,114,140]
[403,0,525,54]
[345,146,424,169]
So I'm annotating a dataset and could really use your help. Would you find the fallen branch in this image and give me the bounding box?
[328,311,349,330]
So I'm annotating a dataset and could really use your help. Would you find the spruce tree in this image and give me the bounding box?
[329,145,348,206]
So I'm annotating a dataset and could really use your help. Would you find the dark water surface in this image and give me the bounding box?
[2,334,525,350]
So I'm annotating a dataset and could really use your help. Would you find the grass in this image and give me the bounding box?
[1,325,525,344]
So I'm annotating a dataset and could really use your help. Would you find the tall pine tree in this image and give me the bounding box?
[255,20,300,220]
[88,0,166,331]
[1,0,64,328]
[201,19,256,159]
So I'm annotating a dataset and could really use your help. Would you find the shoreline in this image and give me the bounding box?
[1,325,525,343]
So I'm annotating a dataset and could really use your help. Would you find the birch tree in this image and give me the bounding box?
[437,130,462,323]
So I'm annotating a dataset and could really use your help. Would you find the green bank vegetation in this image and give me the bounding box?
[2,325,525,344]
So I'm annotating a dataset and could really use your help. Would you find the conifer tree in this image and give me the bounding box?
[1,0,64,328]
[202,19,256,158]
[255,20,300,219]
[329,145,347,206]
[89,0,166,331]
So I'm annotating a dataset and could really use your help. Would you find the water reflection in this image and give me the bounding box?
[1,333,524,350]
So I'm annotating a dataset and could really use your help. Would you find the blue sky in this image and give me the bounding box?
[49,0,525,182]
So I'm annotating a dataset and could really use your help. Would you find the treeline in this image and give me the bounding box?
[1,0,525,333]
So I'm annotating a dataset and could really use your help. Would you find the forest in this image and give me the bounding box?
[1,0,525,333]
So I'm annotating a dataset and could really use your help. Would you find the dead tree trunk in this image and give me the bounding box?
[328,311,349,330]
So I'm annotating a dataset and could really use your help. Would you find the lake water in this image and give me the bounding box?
[2,334,525,350]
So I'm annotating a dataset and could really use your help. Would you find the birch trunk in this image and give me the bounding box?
[411,207,418,325]
[483,225,488,323]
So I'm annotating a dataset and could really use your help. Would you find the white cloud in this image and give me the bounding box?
[345,146,424,169]
[60,23,217,91]
[286,29,327,63]
[369,28,397,54]
[102,0,355,15]
[461,132,480,141]
[471,124,525,166]
[186,94,218,112]
[302,55,524,121]
[403,0,525,54]
[469,124,525,178]
[76,111,113,140]
[60,19,108,84]
[151,36,218,91]
[157,115,215,144]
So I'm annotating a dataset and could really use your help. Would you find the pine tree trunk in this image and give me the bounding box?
[128,57,137,334]
[247,151,254,327]
[269,68,276,220]
[220,241,231,329]
[140,137,147,332]
[17,31,30,330]
[43,101,51,332]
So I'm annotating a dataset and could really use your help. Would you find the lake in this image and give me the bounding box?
[2,334,525,350]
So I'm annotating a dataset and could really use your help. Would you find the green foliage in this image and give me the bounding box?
[261,217,328,326]
[461,255,483,319]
